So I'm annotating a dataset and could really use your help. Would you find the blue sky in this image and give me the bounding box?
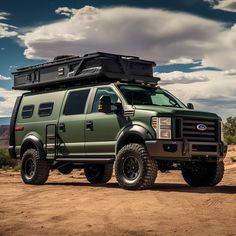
[0,0,236,119]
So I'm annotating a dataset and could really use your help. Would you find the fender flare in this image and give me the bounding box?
[20,135,45,159]
[115,125,153,154]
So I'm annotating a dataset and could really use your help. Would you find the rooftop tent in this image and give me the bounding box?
[12,52,160,91]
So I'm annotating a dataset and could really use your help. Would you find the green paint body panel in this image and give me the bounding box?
[14,83,223,161]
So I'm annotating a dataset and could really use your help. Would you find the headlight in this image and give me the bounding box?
[220,121,224,141]
[151,117,172,139]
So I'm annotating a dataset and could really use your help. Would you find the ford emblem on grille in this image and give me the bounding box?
[196,124,207,131]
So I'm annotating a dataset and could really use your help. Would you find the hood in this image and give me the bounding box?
[134,105,220,120]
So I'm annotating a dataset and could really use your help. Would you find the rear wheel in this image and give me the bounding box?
[58,164,74,175]
[84,164,113,184]
[181,161,224,187]
[115,143,158,190]
[21,148,50,185]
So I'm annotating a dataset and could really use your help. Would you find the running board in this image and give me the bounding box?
[55,157,115,164]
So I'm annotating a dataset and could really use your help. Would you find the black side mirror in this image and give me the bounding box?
[187,103,194,109]
[98,95,111,113]
[114,102,124,115]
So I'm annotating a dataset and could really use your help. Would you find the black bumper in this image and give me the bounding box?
[145,140,227,162]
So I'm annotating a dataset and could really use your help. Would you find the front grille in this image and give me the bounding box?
[173,117,219,142]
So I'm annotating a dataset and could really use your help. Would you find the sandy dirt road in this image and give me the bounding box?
[0,155,236,236]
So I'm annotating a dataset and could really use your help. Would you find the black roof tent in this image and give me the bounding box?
[12,52,160,91]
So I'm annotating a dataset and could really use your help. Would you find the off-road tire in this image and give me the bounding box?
[181,161,224,187]
[84,164,113,184]
[58,164,74,175]
[21,148,50,185]
[115,143,158,190]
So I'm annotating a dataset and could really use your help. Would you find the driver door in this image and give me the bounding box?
[85,86,128,157]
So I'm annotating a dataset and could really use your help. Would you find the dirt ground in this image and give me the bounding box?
[0,148,236,236]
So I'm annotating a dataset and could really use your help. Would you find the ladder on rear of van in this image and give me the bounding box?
[45,124,58,159]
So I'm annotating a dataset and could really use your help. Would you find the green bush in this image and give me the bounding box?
[0,148,19,169]
[223,117,236,145]
[224,135,236,145]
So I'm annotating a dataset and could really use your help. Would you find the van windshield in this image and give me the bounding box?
[118,84,186,108]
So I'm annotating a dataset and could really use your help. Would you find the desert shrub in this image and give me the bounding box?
[0,148,18,169]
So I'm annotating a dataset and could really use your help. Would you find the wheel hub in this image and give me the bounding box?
[25,158,35,178]
[123,156,140,180]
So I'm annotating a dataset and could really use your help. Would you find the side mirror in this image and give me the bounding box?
[114,102,124,115]
[98,95,111,113]
[187,103,194,109]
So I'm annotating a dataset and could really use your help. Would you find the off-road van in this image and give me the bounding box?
[9,52,227,190]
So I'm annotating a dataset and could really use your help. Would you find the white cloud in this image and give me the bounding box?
[0,12,18,38]
[167,57,197,65]
[0,74,11,80]
[154,71,209,85]
[0,12,9,20]
[0,88,22,116]
[55,7,77,17]
[224,69,236,75]
[157,70,236,120]
[18,6,235,70]
[210,0,236,12]
[202,23,236,70]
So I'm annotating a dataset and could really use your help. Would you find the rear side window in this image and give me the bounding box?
[63,89,90,115]
[38,102,54,117]
[22,105,34,119]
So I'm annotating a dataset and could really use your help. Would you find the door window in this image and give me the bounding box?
[92,87,119,113]
[63,89,90,115]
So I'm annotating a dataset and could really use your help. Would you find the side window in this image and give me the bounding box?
[22,105,34,119]
[63,89,90,115]
[92,87,119,113]
[38,102,54,117]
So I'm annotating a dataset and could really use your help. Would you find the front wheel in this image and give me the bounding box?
[181,161,224,187]
[115,143,158,190]
[21,148,50,185]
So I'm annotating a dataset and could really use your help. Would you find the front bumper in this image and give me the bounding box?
[145,140,227,162]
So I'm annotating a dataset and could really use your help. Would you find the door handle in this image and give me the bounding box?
[59,123,65,132]
[86,120,93,130]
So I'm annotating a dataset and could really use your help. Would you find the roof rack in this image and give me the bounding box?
[12,52,159,91]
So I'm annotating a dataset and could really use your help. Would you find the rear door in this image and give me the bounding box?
[57,88,91,158]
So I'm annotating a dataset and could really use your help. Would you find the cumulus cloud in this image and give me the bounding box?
[0,12,9,20]
[0,88,22,116]
[202,23,236,70]
[18,6,235,70]
[224,68,236,75]
[154,71,209,85]
[0,12,18,38]
[166,57,197,65]
[0,74,11,80]
[206,0,236,12]
[55,7,77,17]
[158,70,236,119]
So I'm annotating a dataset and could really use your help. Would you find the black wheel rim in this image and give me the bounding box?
[25,158,35,178]
[123,156,140,180]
